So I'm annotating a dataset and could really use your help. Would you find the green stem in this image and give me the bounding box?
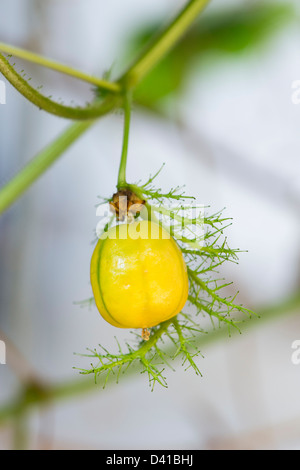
[0,53,122,120]
[0,121,93,215]
[0,42,120,93]
[117,92,132,188]
[123,0,211,88]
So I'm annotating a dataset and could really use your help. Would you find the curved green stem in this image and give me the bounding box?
[0,53,122,120]
[0,42,120,92]
[117,92,132,188]
[0,0,211,119]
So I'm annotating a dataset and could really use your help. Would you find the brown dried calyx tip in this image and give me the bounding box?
[109,188,145,222]
[142,328,150,341]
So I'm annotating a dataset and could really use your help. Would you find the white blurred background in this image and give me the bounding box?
[0,0,300,450]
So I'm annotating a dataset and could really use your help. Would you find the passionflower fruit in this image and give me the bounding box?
[90,220,189,331]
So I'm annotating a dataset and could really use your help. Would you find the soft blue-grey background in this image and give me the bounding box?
[0,0,300,449]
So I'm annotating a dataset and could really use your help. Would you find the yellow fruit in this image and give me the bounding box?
[90,220,189,329]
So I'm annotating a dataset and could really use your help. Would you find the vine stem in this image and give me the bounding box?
[0,0,212,212]
[117,92,132,188]
[0,42,120,92]
[0,121,93,215]
[123,0,211,87]
[0,0,210,120]
[0,53,122,120]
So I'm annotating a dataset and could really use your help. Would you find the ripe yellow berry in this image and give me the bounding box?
[90,220,189,329]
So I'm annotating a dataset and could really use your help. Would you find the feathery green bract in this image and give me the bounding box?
[77,168,255,389]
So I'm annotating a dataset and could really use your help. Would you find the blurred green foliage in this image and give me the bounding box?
[124,2,294,108]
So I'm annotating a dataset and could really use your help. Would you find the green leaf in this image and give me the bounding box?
[124,2,294,107]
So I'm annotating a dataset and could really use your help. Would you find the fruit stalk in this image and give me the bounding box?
[117,92,132,189]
